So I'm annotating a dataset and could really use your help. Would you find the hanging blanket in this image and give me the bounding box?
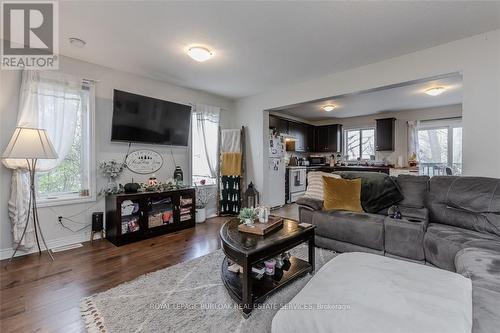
[221,152,242,176]
[221,129,241,152]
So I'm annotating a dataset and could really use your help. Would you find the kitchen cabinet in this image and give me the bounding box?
[269,115,341,153]
[269,114,279,130]
[315,125,342,152]
[376,118,395,151]
[288,121,305,152]
[315,126,329,151]
[327,124,342,152]
[277,118,289,135]
[305,125,315,152]
[297,123,308,152]
[269,115,289,135]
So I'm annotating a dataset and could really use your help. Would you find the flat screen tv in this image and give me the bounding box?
[111,90,192,146]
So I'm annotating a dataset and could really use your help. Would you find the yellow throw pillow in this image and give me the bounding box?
[322,176,364,212]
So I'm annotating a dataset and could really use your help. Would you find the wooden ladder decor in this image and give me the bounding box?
[217,126,246,216]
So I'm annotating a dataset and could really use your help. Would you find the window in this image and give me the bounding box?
[36,84,95,205]
[417,119,462,175]
[344,128,375,160]
[191,106,220,186]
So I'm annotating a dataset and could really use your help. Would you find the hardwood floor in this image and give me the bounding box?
[0,217,228,333]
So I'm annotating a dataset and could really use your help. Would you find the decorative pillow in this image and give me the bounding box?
[322,176,363,212]
[303,171,341,201]
[335,171,403,213]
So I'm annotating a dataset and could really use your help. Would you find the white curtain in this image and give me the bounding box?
[192,104,220,180]
[407,120,419,161]
[2,70,83,248]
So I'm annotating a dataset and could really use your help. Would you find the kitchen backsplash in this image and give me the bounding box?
[285,150,401,167]
[284,151,308,164]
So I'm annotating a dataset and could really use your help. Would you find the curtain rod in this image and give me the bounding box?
[420,116,462,123]
[189,102,229,112]
[82,78,99,83]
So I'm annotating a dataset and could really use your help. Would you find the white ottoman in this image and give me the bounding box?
[272,252,472,333]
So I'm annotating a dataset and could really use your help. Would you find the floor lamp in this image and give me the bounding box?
[2,127,58,261]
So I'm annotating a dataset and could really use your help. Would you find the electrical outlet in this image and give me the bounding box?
[58,216,62,223]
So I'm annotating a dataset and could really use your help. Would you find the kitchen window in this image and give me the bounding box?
[417,118,462,175]
[36,84,96,206]
[344,128,375,160]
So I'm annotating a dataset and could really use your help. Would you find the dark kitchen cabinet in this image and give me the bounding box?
[288,121,300,146]
[328,124,342,153]
[315,125,342,152]
[268,115,289,135]
[269,115,341,153]
[277,118,289,135]
[288,121,307,152]
[315,126,329,152]
[305,125,315,152]
[376,118,395,151]
[269,114,279,130]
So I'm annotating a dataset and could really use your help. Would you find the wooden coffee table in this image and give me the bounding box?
[220,217,315,317]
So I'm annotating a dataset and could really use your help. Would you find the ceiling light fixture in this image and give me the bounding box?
[322,105,336,112]
[425,87,446,96]
[187,46,213,62]
[69,37,86,48]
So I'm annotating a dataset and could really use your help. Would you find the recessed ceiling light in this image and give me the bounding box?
[425,87,446,96]
[69,37,86,48]
[187,46,213,62]
[322,105,336,112]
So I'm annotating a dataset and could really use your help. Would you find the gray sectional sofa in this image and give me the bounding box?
[296,174,500,333]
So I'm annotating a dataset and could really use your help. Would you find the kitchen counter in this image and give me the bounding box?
[299,165,391,174]
[286,165,308,169]
[389,167,420,177]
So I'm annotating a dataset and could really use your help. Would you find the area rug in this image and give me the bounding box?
[81,245,337,333]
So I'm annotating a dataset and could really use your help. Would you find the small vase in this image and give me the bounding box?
[108,177,118,192]
[244,218,254,226]
[196,207,207,223]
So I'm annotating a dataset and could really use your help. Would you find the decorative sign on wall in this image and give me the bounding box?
[125,150,163,174]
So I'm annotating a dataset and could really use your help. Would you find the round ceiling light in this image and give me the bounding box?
[322,105,336,112]
[187,46,213,62]
[69,37,86,48]
[425,87,446,96]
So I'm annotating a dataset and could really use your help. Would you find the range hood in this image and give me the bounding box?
[281,133,297,141]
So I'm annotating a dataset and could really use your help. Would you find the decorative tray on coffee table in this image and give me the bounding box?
[237,216,283,235]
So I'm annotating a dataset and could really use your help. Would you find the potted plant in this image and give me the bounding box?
[195,180,214,223]
[99,160,124,192]
[238,207,258,226]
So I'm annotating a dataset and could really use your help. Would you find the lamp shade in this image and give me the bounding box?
[2,127,58,159]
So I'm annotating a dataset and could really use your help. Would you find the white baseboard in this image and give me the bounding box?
[0,230,101,260]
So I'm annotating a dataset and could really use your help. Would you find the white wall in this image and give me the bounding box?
[0,55,234,258]
[235,30,500,205]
